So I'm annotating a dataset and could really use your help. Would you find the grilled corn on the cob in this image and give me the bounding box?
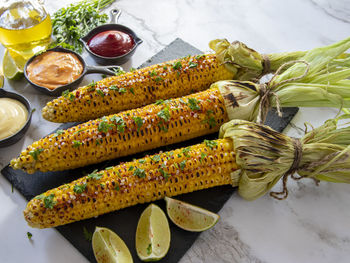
[11,87,229,173]
[24,139,237,228]
[42,54,234,122]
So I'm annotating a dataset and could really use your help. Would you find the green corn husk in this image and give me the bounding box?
[219,116,350,201]
[209,39,307,80]
[211,37,350,123]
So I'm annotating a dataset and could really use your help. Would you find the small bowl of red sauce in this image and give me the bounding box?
[80,9,142,65]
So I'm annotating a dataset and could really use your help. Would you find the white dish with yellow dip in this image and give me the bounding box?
[0,97,28,140]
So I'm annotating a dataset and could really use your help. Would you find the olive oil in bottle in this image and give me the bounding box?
[0,0,52,59]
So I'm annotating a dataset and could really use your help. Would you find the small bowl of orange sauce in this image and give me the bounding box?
[24,46,123,96]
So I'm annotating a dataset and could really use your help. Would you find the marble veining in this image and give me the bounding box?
[0,0,350,262]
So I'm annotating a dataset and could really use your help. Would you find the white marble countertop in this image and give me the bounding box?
[1,0,349,262]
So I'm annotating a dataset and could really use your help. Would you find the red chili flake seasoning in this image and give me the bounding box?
[88,30,135,57]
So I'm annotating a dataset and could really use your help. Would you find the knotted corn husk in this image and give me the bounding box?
[209,39,307,80]
[212,37,350,123]
[219,116,350,201]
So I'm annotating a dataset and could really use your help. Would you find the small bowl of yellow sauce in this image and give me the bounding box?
[0,89,32,147]
[24,46,123,96]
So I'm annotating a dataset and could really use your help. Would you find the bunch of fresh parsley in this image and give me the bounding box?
[50,0,115,53]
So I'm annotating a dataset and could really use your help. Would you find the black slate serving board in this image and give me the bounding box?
[2,38,298,263]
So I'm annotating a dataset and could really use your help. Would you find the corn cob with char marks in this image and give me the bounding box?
[11,87,229,173]
[24,139,237,228]
[42,54,234,122]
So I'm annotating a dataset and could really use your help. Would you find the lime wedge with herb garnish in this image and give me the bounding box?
[92,227,133,263]
[165,196,220,232]
[135,204,170,261]
[2,49,26,80]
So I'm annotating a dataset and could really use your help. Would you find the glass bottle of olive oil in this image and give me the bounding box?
[0,0,52,59]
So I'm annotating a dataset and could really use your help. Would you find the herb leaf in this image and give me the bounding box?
[133,167,146,178]
[27,232,33,240]
[73,183,87,194]
[29,148,44,161]
[43,194,56,209]
[87,169,103,180]
[187,98,201,111]
[133,116,143,131]
[179,160,186,171]
[83,227,93,242]
[53,129,64,137]
[98,117,115,133]
[204,139,218,149]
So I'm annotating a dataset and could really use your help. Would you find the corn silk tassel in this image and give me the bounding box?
[24,116,350,228]
[212,37,350,123]
[10,38,350,173]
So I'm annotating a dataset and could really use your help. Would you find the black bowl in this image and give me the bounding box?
[24,46,123,96]
[0,89,32,147]
[80,9,143,65]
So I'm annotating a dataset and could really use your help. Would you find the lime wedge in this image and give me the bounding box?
[92,227,133,263]
[135,204,171,261]
[165,196,220,232]
[2,49,26,80]
[0,67,3,88]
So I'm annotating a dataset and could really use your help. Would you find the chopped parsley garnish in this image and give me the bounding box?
[204,139,218,149]
[73,128,87,135]
[27,232,33,240]
[188,61,198,68]
[155,99,170,105]
[87,169,103,180]
[109,85,118,90]
[146,243,152,255]
[105,166,114,170]
[128,165,134,171]
[98,117,115,133]
[157,107,170,122]
[35,193,45,200]
[96,89,105,97]
[179,98,186,104]
[202,110,216,128]
[139,159,146,164]
[172,61,182,70]
[73,140,82,148]
[29,148,44,161]
[151,155,161,162]
[43,194,56,209]
[179,160,186,171]
[73,183,87,194]
[115,185,120,191]
[62,90,75,101]
[159,168,170,180]
[155,76,163,82]
[53,129,64,137]
[87,81,97,89]
[133,116,143,132]
[96,138,103,145]
[129,67,136,72]
[129,88,135,94]
[113,67,126,76]
[110,116,126,133]
[200,152,207,163]
[101,74,107,78]
[177,154,182,158]
[133,167,146,178]
[182,147,191,157]
[163,66,168,70]
[118,87,127,93]
[150,70,157,77]
[195,54,205,60]
[187,98,201,111]
[83,227,93,242]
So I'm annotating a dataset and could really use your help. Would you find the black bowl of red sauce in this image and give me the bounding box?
[80,9,142,65]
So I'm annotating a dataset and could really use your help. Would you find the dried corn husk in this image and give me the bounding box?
[219,116,350,201]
